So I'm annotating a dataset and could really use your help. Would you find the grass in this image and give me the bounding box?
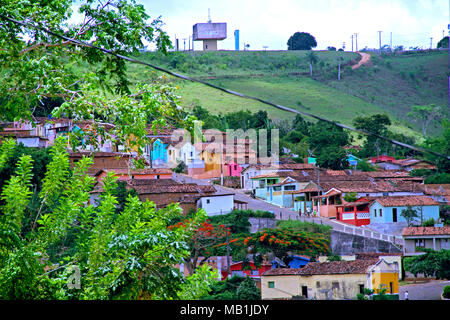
[126,49,448,142]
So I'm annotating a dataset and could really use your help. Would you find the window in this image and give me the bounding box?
[156,175,160,179]
[389,282,394,294]
[374,209,377,217]
[268,281,275,288]
[316,281,321,288]
[379,209,382,217]
[344,207,354,212]
[273,186,281,191]
[232,270,244,277]
[284,185,296,191]
[251,270,259,276]
[206,199,210,204]
[332,282,340,290]
[415,239,425,247]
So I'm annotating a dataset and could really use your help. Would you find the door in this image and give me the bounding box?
[301,286,308,299]
[392,208,397,223]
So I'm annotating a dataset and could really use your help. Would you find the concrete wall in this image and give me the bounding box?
[330,230,402,256]
[249,217,277,233]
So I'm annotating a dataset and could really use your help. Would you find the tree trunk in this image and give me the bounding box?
[338,62,341,80]
[310,63,313,77]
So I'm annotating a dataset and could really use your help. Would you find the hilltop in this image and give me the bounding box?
[127,49,448,141]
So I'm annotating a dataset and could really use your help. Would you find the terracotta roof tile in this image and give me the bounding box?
[373,195,438,207]
[262,259,379,276]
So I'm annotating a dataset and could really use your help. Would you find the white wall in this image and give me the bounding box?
[199,195,234,216]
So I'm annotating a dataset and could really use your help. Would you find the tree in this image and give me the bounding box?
[407,104,445,138]
[306,51,319,77]
[437,36,449,49]
[316,146,349,170]
[0,137,216,299]
[236,276,260,300]
[400,205,420,226]
[422,119,450,173]
[0,0,197,166]
[327,46,336,51]
[404,249,450,281]
[353,114,392,158]
[287,32,317,50]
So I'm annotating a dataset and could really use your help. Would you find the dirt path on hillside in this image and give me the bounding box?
[352,52,371,69]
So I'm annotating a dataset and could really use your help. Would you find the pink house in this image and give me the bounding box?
[226,161,243,177]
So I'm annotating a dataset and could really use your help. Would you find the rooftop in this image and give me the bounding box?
[262,259,379,276]
[402,226,450,237]
[373,195,439,207]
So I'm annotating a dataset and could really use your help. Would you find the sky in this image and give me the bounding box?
[72,0,450,51]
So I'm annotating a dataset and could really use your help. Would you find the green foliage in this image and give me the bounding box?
[443,285,450,299]
[400,205,419,227]
[275,220,332,235]
[236,276,260,300]
[424,173,450,184]
[200,275,245,300]
[172,161,187,174]
[287,32,317,50]
[422,218,435,227]
[356,159,377,172]
[343,192,358,202]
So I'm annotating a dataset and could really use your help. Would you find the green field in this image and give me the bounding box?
[127,49,449,142]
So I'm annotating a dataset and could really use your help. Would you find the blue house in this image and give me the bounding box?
[151,138,168,166]
[369,196,440,225]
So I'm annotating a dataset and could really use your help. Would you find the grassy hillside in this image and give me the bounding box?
[127,49,449,141]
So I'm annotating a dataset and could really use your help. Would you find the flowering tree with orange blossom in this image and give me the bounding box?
[239,228,330,260]
[169,219,229,275]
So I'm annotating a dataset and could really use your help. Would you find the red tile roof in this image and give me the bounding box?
[402,226,450,237]
[373,195,439,207]
[94,168,173,176]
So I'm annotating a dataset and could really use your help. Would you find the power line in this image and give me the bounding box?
[1,14,449,161]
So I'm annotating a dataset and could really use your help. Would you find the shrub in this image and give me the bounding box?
[443,285,450,299]
[422,218,435,227]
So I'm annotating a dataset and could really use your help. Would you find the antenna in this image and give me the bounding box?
[354,33,358,51]
[208,8,211,23]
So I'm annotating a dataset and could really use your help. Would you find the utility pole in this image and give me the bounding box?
[188,35,191,51]
[430,37,433,49]
[354,33,358,51]
[378,31,382,52]
[225,226,231,278]
[183,38,186,51]
[390,32,393,51]
[351,34,354,52]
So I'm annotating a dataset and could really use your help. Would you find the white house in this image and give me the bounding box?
[197,193,235,216]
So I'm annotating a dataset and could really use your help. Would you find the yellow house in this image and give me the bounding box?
[366,259,399,299]
[261,258,399,300]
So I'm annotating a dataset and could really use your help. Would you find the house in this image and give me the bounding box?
[423,184,450,204]
[370,155,396,164]
[375,158,436,172]
[369,195,440,225]
[335,197,371,226]
[318,252,403,280]
[197,192,235,216]
[402,226,450,256]
[271,255,311,269]
[261,258,399,300]
[90,178,216,214]
[240,163,316,191]
[93,168,173,182]
[69,151,133,175]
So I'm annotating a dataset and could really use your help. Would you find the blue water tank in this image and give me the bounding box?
[234,30,239,51]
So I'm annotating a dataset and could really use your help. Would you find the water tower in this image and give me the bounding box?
[192,10,227,51]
